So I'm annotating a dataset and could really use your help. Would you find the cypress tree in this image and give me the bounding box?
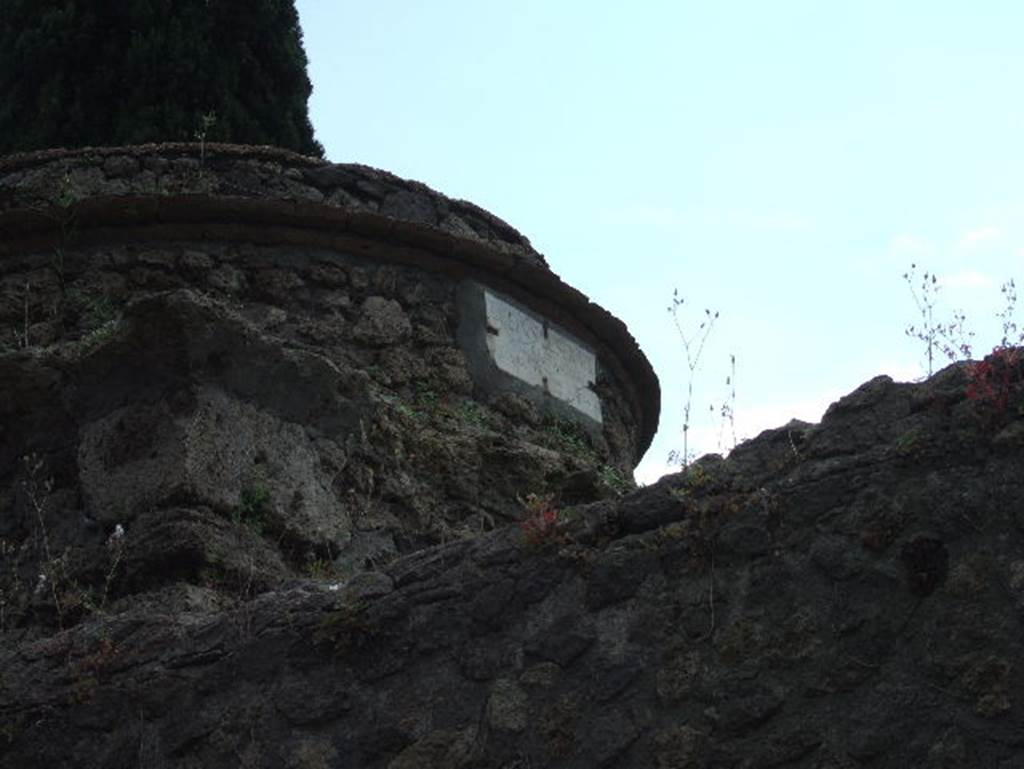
[0,0,323,156]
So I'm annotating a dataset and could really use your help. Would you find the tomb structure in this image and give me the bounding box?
[0,143,659,571]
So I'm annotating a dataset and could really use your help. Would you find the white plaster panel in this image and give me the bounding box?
[483,290,602,422]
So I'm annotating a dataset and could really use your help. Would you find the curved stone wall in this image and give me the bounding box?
[0,143,659,449]
[0,143,659,590]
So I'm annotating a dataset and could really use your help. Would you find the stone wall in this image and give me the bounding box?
[3,362,1024,767]
[0,143,659,450]
[0,144,657,622]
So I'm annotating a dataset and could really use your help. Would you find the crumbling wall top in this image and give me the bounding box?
[0,143,545,267]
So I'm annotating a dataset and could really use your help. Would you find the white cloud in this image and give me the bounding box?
[938,270,995,290]
[749,212,813,234]
[889,234,933,258]
[603,202,685,231]
[960,226,1002,246]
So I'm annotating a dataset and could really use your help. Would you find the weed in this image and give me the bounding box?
[63,287,120,351]
[10,280,31,349]
[314,593,378,656]
[389,380,444,424]
[65,288,117,329]
[457,399,493,430]
[48,173,80,293]
[307,557,334,580]
[903,267,1024,413]
[381,383,434,424]
[893,427,925,458]
[430,516,480,545]
[22,454,70,627]
[671,463,712,501]
[393,401,419,421]
[962,279,1024,416]
[540,417,594,461]
[715,354,738,454]
[19,454,126,627]
[54,173,78,210]
[965,347,1022,415]
[68,673,99,705]
[200,564,231,592]
[657,521,689,543]
[233,485,271,535]
[412,380,439,409]
[99,524,126,612]
[8,455,131,632]
[996,279,1021,348]
[195,111,217,167]
[668,290,719,467]
[519,493,562,547]
[3,281,120,354]
[76,319,119,352]
[72,634,119,693]
[903,264,974,376]
[597,464,633,497]
[0,538,25,632]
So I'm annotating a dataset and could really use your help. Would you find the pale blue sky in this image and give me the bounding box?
[295,1,1024,482]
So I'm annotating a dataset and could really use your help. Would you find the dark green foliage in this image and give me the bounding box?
[0,0,323,156]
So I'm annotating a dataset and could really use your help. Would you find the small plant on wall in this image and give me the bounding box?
[903,263,974,376]
[668,289,737,467]
[965,346,1023,416]
[232,485,271,535]
[903,266,1024,417]
[519,493,562,547]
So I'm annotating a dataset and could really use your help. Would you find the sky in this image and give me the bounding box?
[294,0,1024,483]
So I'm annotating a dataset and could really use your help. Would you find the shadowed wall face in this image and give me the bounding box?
[0,147,654,600]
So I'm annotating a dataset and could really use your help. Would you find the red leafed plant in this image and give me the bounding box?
[965,346,1022,413]
[963,279,1023,414]
[520,493,561,546]
[902,268,1024,415]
